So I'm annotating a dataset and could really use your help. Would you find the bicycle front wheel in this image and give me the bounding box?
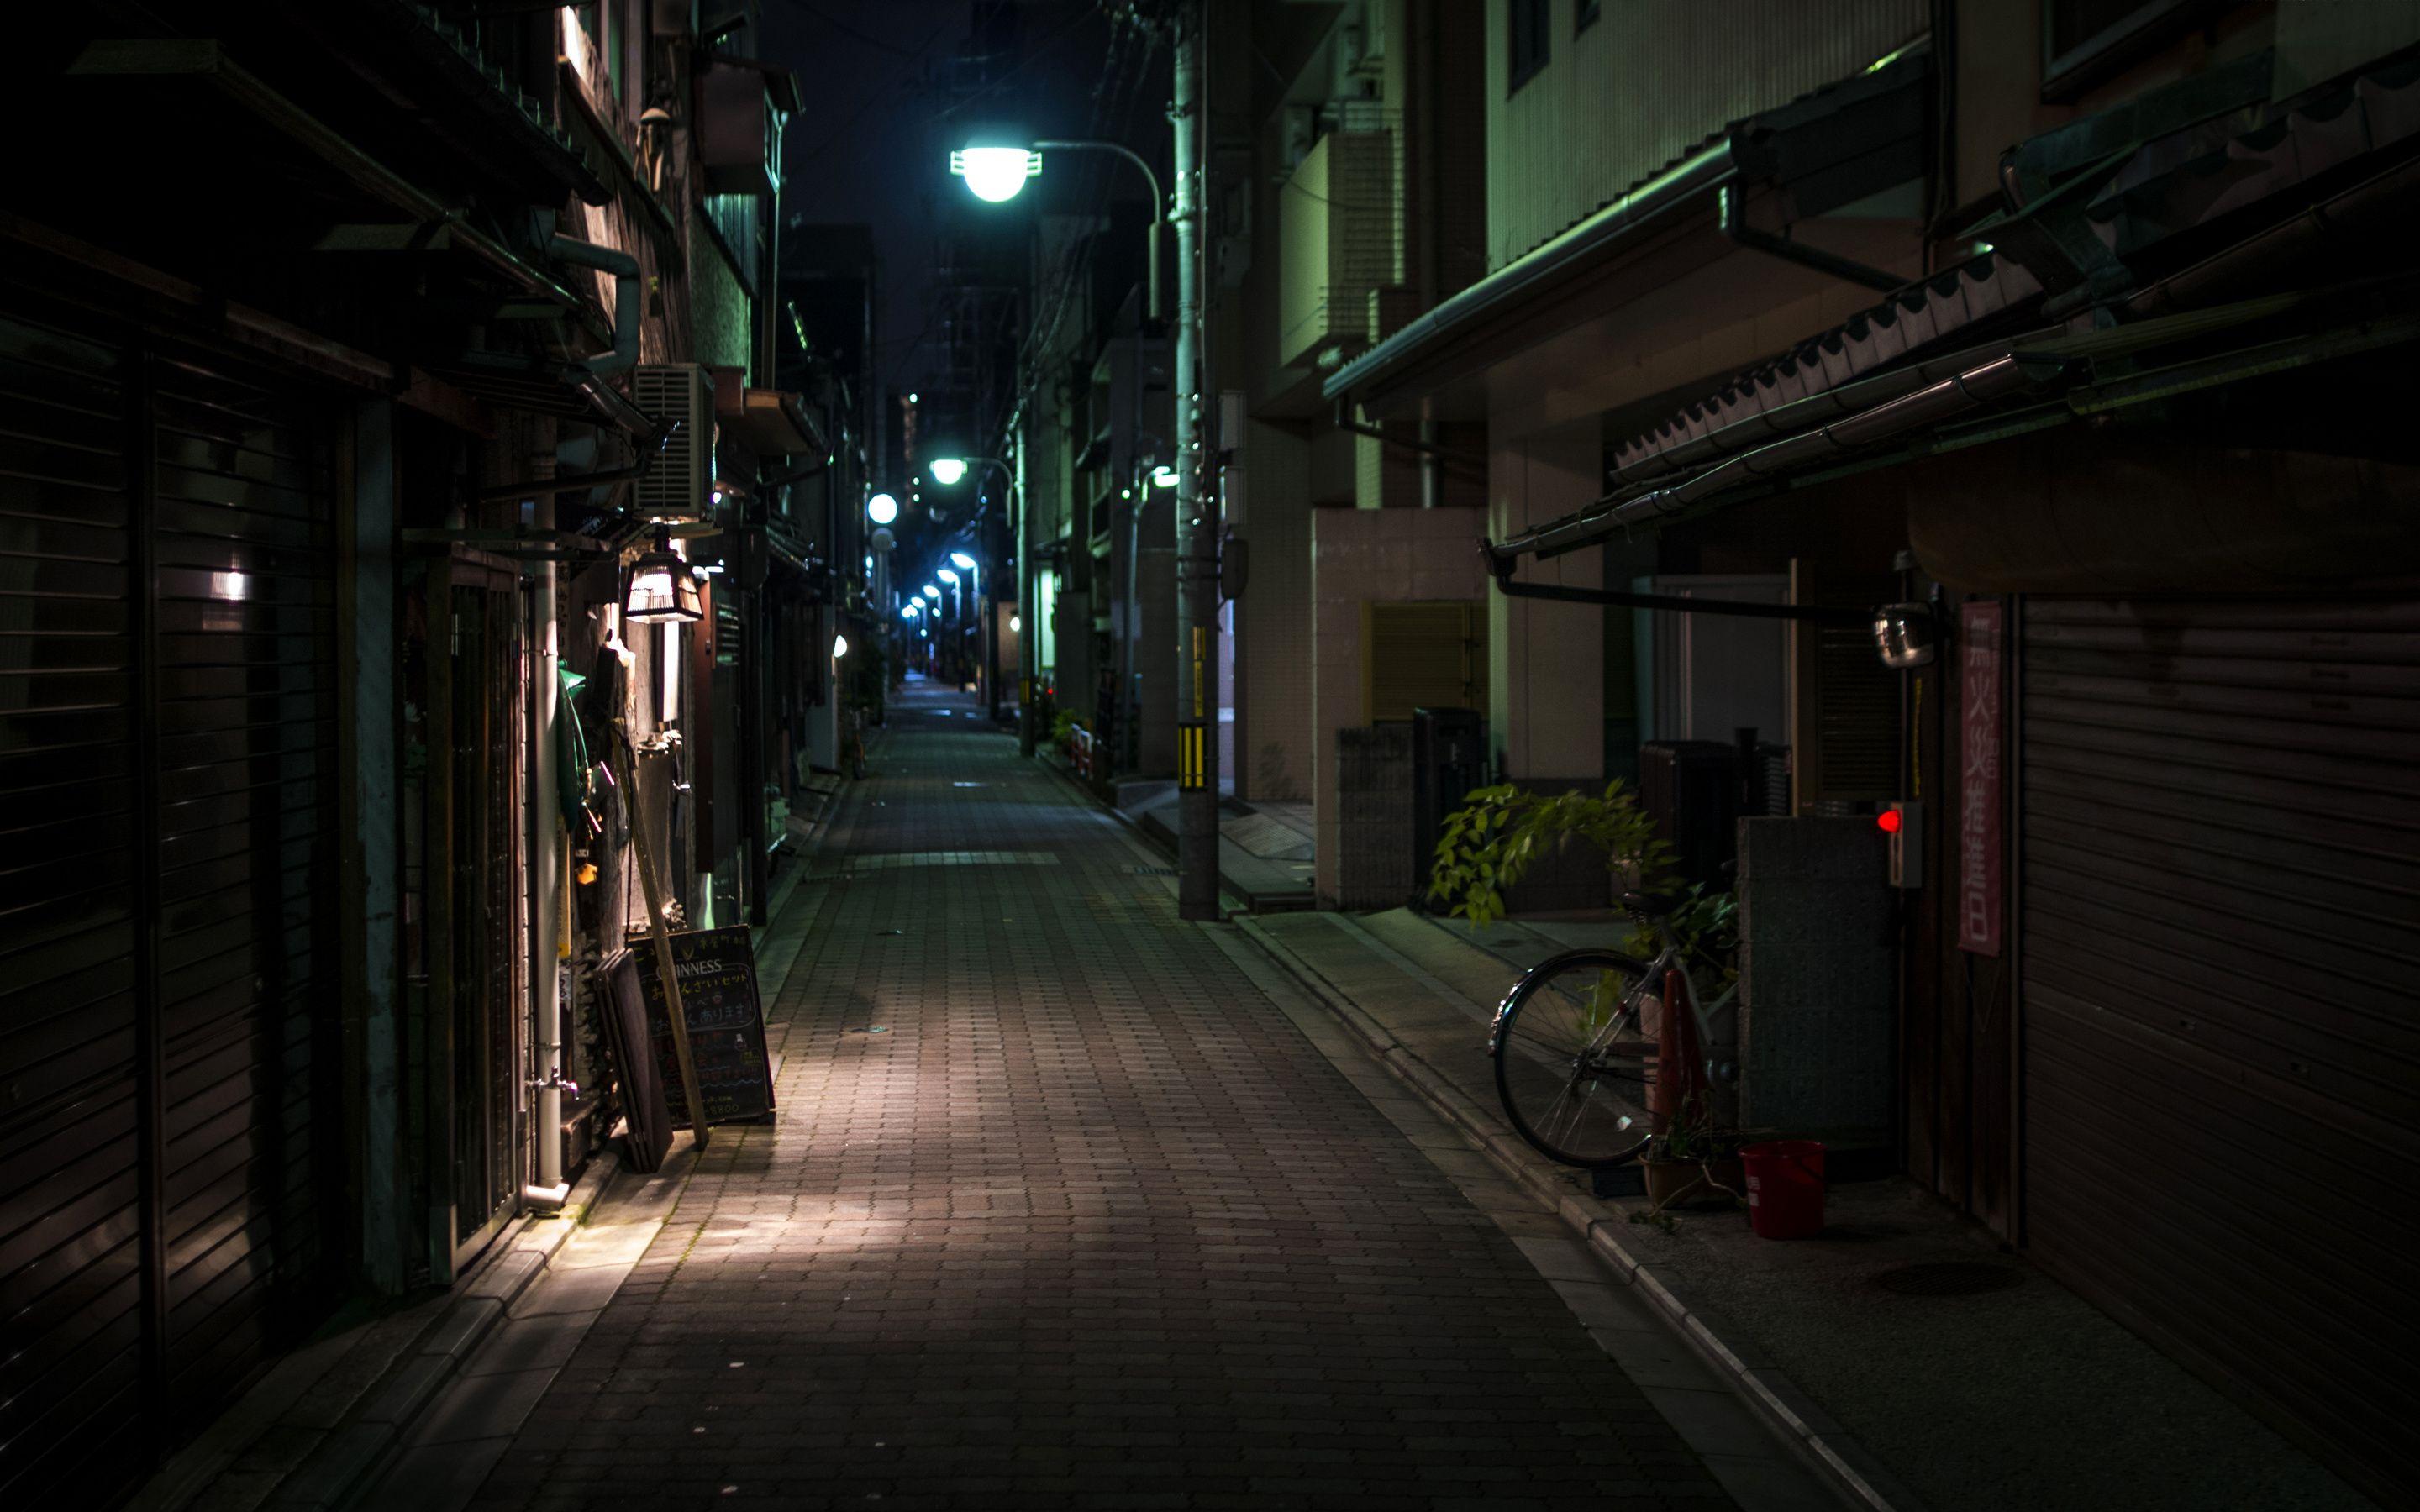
[1491,948,1659,1167]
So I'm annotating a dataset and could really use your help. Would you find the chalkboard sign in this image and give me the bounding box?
[630,925,776,1127]
[598,950,673,1172]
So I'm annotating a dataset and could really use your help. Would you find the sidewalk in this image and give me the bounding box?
[1239,907,2378,1512]
[349,680,1839,1510]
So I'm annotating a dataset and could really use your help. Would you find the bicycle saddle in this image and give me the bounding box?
[1621,888,1680,918]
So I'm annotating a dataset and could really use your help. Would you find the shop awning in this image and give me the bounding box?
[1489,46,2420,568]
[1488,271,2420,568]
[1323,51,1933,419]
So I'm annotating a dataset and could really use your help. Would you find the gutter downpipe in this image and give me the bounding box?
[524,449,571,1211]
[1716,181,1905,294]
[549,234,641,378]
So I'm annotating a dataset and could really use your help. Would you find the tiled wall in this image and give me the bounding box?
[1311,507,1489,905]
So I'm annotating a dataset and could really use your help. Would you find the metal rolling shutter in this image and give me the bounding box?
[149,352,339,1423]
[2019,595,2419,1496]
[0,311,148,1499]
[0,311,340,1499]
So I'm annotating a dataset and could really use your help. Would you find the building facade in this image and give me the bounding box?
[0,3,863,1499]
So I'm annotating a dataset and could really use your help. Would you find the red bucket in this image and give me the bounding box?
[1740,1141,1826,1239]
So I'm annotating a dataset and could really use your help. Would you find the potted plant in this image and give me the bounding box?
[1425,780,1673,928]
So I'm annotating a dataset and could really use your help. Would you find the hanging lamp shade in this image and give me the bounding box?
[623,532,701,622]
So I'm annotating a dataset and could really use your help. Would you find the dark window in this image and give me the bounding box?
[1509,0,1550,94]
[2042,1,2212,100]
[1576,0,1602,34]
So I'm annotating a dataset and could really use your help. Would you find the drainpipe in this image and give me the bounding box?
[523,442,574,1211]
[1717,182,1903,294]
[550,234,641,377]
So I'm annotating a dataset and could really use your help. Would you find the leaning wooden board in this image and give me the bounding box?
[598,950,674,1172]
[629,925,776,1126]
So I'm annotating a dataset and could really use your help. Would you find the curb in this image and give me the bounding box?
[1233,915,1928,1512]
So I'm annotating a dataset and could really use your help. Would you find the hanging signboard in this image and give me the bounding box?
[630,925,776,1126]
[1959,599,2004,957]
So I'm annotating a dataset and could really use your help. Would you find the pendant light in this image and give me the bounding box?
[623,529,701,622]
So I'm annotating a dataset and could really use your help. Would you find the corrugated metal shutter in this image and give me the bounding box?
[2020,595,2419,1497]
[0,310,340,1499]
[0,311,149,1499]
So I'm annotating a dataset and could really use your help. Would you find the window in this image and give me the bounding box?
[1576,0,1602,34]
[1508,0,1550,94]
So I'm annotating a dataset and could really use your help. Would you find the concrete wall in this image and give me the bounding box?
[1310,507,1487,904]
[1484,0,1924,270]
[1736,816,1894,1140]
[1486,422,1602,781]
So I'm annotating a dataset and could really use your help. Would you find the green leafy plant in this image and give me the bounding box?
[1050,710,1085,745]
[1426,780,1673,931]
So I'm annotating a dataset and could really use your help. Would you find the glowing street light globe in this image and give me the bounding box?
[950,551,977,570]
[866,491,899,525]
[951,145,1039,203]
[937,568,960,585]
[922,585,942,600]
[927,458,969,486]
[832,633,850,659]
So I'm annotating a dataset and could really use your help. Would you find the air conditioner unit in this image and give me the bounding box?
[633,363,712,519]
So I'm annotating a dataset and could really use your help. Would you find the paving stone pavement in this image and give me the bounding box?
[447,681,1776,1512]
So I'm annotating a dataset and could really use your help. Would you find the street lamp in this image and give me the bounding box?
[867,491,898,525]
[927,458,969,486]
[950,551,978,571]
[952,138,1166,322]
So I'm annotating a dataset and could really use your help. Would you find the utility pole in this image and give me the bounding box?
[1171,2,1217,921]
[1016,434,1038,755]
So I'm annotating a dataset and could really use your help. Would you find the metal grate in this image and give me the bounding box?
[632,363,709,518]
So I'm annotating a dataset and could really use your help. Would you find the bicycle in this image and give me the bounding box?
[1488,888,1739,1168]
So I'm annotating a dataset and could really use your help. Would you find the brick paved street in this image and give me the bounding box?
[451,681,1764,1510]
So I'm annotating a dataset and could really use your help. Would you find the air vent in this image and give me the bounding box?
[633,363,712,519]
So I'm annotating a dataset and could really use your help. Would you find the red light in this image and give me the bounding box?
[1876,809,1903,834]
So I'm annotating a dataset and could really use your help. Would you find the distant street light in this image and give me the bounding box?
[937,567,960,585]
[867,491,899,525]
[1150,465,1178,489]
[928,458,969,486]
[922,585,941,600]
[833,633,850,659]
[950,551,978,570]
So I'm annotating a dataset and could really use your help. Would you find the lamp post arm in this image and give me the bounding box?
[1034,139,1166,323]
[1033,140,1162,223]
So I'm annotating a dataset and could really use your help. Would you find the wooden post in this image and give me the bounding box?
[614,729,710,1146]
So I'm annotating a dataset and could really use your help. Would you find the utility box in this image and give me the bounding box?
[1410,706,1484,905]
[697,61,785,196]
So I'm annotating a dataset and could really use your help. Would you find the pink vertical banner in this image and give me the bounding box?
[1959,599,2004,957]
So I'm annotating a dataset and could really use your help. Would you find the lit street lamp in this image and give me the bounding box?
[866,491,899,525]
[952,139,1166,323]
[927,458,968,486]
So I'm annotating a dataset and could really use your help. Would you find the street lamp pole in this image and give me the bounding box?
[1170,6,1217,922]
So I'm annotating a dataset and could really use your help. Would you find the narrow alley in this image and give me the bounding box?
[361,680,1819,1511]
